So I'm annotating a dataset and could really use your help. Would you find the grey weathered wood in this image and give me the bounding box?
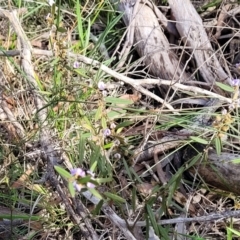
[187,149,240,195]
[168,0,231,89]
[116,0,192,81]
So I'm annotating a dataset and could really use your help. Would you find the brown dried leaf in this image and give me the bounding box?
[12,167,34,189]
[136,183,154,196]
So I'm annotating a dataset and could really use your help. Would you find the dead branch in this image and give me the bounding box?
[188,150,240,195]
[116,0,192,82]
[168,0,231,89]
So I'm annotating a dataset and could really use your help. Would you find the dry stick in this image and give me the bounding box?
[133,79,232,103]
[154,151,167,185]
[214,4,232,39]
[0,9,99,240]
[1,47,233,105]
[31,48,176,112]
[1,99,25,139]
[72,54,232,107]
[115,0,140,69]
[138,210,240,226]
[168,0,231,88]
[83,190,240,226]
[82,191,137,240]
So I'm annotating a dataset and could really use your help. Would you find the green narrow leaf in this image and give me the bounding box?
[232,158,240,164]
[116,121,134,130]
[76,0,84,48]
[130,167,143,183]
[227,227,240,236]
[146,204,159,236]
[105,96,133,105]
[132,188,136,211]
[88,187,102,200]
[215,82,234,92]
[91,13,123,54]
[215,137,222,156]
[145,210,150,239]
[90,161,98,172]
[74,69,88,78]
[54,166,72,179]
[78,134,86,164]
[190,136,208,144]
[104,192,126,203]
[84,18,91,50]
[95,177,112,184]
[123,159,134,182]
[107,110,126,119]
[92,199,104,216]
[101,117,107,129]
[158,225,170,240]
[95,105,103,121]
[103,142,114,149]
[187,153,202,168]
[57,27,67,33]
[68,182,76,197]
[90,145,100,166]
[78,176,91,184]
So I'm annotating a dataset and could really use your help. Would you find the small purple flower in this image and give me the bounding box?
[98,81,105,91]
[73,61,80,69]
[236,63,240,69]
[87,182,95,188]
[73,181,82,192]
[103,128,111,137]
[70,168,86,177]
[231,79,240,86]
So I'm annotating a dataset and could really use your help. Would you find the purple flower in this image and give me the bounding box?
[73,61,80,69]
[231,79,240,86]
[236,63,240,69]
[70,168,86,177]
[73,181,82,192]
[103,128,111,137]
[87,182,95,188]
[98,81,105,90]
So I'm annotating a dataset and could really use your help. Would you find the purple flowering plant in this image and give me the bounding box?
[231,78,240,87]
[54,164,101,198]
